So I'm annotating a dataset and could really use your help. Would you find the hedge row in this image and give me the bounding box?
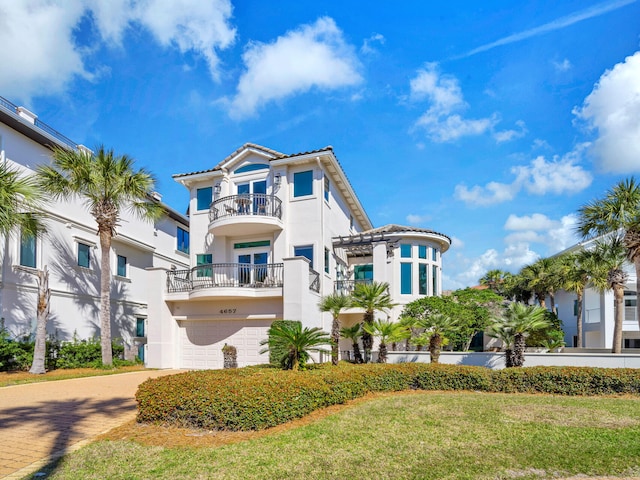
[136,363,640,431]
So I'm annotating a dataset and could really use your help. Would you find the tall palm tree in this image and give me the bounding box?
[577,177,640,330]
[559,251,592,348]
[587,240,628,353]
[37,145,163,366]
[479,269,512,296]
[417,313,460,364]
[488,302,550,367]
[0,162,43,236]
[362,319,409,363]
[339,323,363,363]
[259,322,332,370]
[521,257,563,312]
[350,281,396,363]
[318,293,352,365]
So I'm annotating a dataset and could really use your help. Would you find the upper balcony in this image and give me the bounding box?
[208,194,283,236]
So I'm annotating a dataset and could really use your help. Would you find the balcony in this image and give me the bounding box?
[167,263,284,299]
[208,194,283,236]
[334,279,373,294]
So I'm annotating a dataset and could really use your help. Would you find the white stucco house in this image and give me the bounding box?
[553,237,639,350]
[145,143,451,369]
[0,96,190,360]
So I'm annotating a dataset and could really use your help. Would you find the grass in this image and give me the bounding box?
[35,391,640,480]
[0,364,147,387]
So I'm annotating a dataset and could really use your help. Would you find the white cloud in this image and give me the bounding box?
[406,213,432,224]
[361,33,385,55]
[574,50,640,173]
[0,0,236,102]
[450,236,465,249]
[229,17,362,119]
[504,213,579,251]
[504,213,557,231]
[553,58,572,72]
[455,150,592,206]
[410,64,498,142]
[454,181,518,206]
[494,120,527,143]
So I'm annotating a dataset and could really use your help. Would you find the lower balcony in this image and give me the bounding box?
[167,263,284,300]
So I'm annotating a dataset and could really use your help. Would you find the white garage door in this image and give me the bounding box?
[180,320,271,369]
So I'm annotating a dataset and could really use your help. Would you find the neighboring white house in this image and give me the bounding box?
[0,96,190,360]
[145,143,451,369]
[553,237,639,350]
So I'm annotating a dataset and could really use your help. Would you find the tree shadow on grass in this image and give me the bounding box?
[0,395,135,478]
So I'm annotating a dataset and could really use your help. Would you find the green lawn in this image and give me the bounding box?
[38,392,640,480]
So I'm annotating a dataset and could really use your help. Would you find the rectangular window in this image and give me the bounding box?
[117,255,127,277]
[137,344,145,362]
[573,300,578,316]
[293,170,313,197]
[136,318,145,337]
[432,247,438,262]
[400,244,412,258]
[196,253,213,277]
[401,262,412,295]
[77,242,91,268]
[196,187,212,211]
[294,245,313,268]
[324,174,330,201]
[432,265,438,295]
[233,240,270,249]
[324,248,330,274]
[19,233,36,268]
[177,227,189,254]
[354,264,373,281]
[419,264,427,295]
[418,245,427,259]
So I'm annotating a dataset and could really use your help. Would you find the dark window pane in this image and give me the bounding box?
[196,187,212,211]
[117,255,127,277]
[294,245,313,268]
[78,243,90,268]
[293,170,313,197]
[401,263,412,294]
[419,263,427,295]
[20,233,36,268]
[177,227,189,254]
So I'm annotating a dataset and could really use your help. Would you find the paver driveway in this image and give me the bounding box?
[0,369,181,479]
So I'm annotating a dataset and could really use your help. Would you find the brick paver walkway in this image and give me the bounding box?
[0,369,181,479]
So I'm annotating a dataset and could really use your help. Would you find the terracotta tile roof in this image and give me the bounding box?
[359,224,452,243]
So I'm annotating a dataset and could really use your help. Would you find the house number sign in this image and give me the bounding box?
[219,308,237,314]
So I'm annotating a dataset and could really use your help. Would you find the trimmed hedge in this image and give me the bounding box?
[136,363,640,431]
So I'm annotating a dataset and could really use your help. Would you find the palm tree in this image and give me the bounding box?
[340,323,363,363]
[417,313,460,364]
[0,162,43,236]
[559,252,591,348]
[362,319,409,363]
[521,257,563,313]
[318,293,352,365]
[489,302,550,367]
[479,269,512,296]
[350,281,396,363]
[587,240,628,353]
[37,145,163,366]
[259,322,332,370]
[577,177,640,330]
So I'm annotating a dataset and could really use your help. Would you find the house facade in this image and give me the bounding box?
[0,96,190,360]
[145,144,451,369]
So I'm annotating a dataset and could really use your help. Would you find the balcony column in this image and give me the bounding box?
[283,256,319,329]
[372,242,388,284]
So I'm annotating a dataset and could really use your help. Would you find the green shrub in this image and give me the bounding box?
[136,363,640,432]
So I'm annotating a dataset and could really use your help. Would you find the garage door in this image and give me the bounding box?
[180,320,271,369]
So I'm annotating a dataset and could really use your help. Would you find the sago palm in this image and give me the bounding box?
[578,177,640,330]
[417,313,460,364]
[259,322,332,370]
[350,281,396,363]
[339,323,363,363]
[318,293,352,365]
[37,145,163,366]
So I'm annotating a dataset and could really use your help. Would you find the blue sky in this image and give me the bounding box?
[2,0,640,289]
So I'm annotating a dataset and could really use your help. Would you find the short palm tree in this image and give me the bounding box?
[362,319,409,363]
[417,313,460,364]
[339,323,363,363]
[318,293,352,365]
[489,302,550,367]
[350,281,396,362]
[0,162,43,236]
[37,145,163,366]
[578,177,640,330]
[259,322,332,370]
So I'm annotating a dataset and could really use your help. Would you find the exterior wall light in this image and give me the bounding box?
[214,183,221,196]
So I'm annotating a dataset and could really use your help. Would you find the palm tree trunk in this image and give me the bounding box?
[513,333,526,367]
[612,285,624,354]
[378,342,387,363]
[99,229,113,366]
[536,293,546,309]
[504,349,514,368]
[352,341,363,364]
[429,333,442,364]
[576,290,584,348]
[549,291,557,315]
[29,267,49,374]
[361,313,374,363]
[331,316,339,366]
